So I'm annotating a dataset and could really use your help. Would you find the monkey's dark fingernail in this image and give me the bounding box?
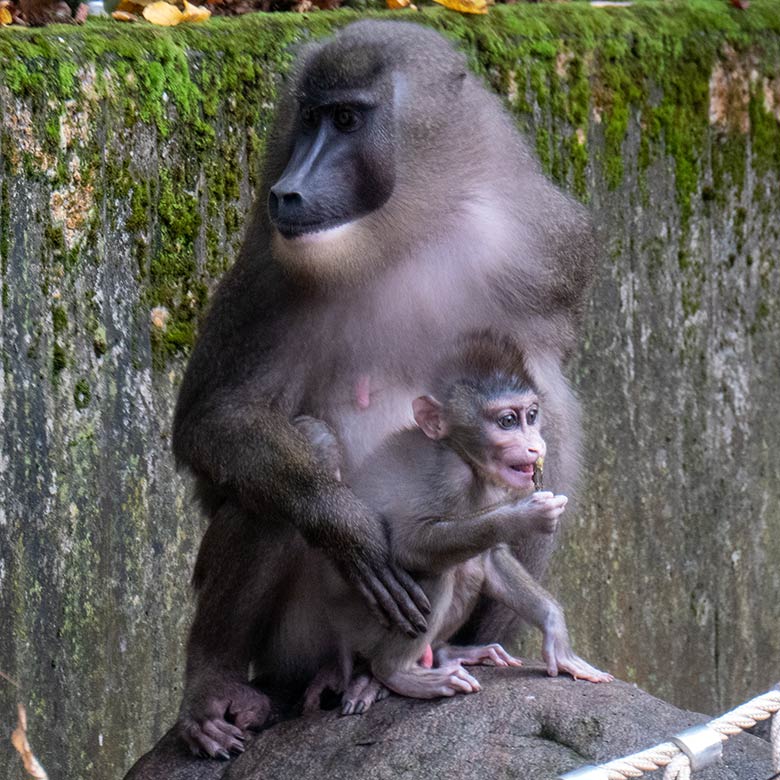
[342,703,354,715]
[414,620,427,632]
[215,749,231,761]
[355,701,366,714]
[231,743,245,754]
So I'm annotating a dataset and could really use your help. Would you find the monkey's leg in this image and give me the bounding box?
[433,643,522,668]
[484,546,613,683]
[177,506,278,758]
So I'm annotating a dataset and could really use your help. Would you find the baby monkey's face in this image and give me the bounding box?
[412,389,546,492]
[479,392,545,492]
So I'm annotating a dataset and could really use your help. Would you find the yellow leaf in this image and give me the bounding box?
[0,6,12,23]
[142,0,183,25]
[11,705,48,780]
[433,0,487,13]
[116,0,145,11]
[386,0,410,8]
[112,9,140,19]
[181,0,210,21]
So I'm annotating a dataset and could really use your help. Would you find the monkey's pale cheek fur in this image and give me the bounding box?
[270,219,383,285]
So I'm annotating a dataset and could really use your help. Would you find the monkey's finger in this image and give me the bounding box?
[377,566,428,634]
[449,667,481,693]
[496,647,524,667]
[557,653,615,683]
[350,563,391,629]
[211,717,243,741]
[187,728,230,760]
[363,565,420,637]
[390,564,432,616]
[202,720,245,755]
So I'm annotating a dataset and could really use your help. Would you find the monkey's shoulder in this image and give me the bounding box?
[352,428,473,518]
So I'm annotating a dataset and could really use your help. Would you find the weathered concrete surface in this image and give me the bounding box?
[124,670,773,780]
[1,4,780,779]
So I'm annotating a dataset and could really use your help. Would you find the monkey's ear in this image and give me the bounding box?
[412,396,447,440]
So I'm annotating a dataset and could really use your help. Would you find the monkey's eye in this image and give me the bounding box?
[333,105,362,133]
[497,412,518,430]
[300,105,318,129]
[526,408,538,425]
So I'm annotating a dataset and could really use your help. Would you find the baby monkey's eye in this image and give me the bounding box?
[497,412,518,430]
[526,408,538,425]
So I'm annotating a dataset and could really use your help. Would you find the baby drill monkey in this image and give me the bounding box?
[298,332,611,712]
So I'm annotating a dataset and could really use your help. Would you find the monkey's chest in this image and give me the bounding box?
[324,377,420,472]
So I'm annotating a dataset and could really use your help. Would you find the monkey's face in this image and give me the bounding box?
[266,21,469,288]
[472,392,546,492]
[268,56,397,286]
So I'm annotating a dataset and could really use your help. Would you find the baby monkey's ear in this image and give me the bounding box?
[412,396,448,440]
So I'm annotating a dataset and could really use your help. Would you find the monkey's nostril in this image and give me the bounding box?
[268,187,304,222]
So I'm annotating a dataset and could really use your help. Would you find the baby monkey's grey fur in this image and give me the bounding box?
[300,334,611,711]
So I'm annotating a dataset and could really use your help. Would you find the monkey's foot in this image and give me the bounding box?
[303,663,346,713]
[434,643,523,669]
[341,672,388,716]
[380,663,481,700]
[543,642,614,684]
[177,679,271,759]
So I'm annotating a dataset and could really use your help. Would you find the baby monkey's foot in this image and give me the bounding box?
[543,636,613,683]
[551,653,614,683]
[434,643,523,668]
[341,672,388,716]
[381,663,481,699]
[303,663,345,713]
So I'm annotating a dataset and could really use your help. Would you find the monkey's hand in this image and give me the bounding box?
[177,673,271,759]
[510,491,567,535]
[335,537,431,637]
[542,607,614,684]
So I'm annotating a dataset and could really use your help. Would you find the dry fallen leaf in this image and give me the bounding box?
[112,9,140,19]
[0,5,13,23]
[11,704,48,780]
[181,0,210,21]
[143,0,183,24]
[386,0,410,8]
[433,0,486,14]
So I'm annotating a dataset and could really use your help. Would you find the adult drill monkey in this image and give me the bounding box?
[172,20,595,758]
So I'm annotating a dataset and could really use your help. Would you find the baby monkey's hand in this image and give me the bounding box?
[512,491,567,534]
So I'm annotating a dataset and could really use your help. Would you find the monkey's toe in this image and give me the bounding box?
[341,672,386,716]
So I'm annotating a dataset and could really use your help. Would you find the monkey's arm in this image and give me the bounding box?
[174,388,430,635]
[482,545,612,683]
[394,492,566,572]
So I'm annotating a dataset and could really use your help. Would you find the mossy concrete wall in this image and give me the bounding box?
[0,3,779,778]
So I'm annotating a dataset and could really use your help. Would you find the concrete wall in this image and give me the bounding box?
[0,3,779,778]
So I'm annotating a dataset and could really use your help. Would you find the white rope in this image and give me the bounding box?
[561,685,780,780]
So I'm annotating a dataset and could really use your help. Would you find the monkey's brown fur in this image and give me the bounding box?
[170,20,595,759]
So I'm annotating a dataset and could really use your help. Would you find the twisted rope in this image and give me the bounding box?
[561,686,780,780]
